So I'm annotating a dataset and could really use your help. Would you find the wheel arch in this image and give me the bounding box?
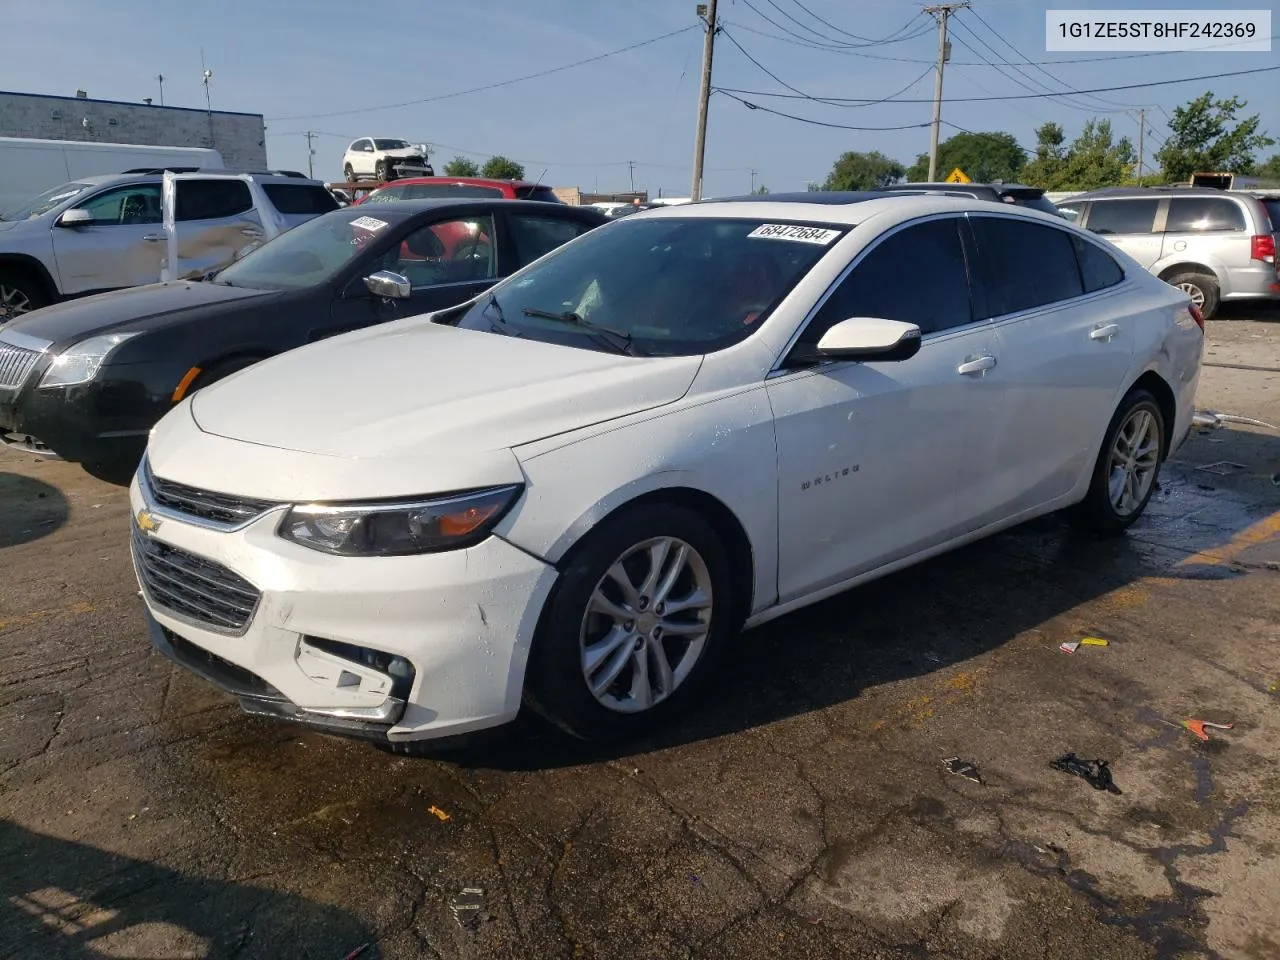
[0,254,58,303]
[1155,259,1222,286]
[1127,368,1178,457]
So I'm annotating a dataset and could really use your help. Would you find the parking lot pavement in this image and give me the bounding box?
[2,321,1278,960]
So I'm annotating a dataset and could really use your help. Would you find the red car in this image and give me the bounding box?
[358,177,563,205]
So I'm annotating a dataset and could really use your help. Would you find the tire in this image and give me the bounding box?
[1070,388,1166,536]
[374,159,389,183]
[343,164,355,184]
[524,503,737,742]
[0,269,49,328]
[1166,270,1220,321]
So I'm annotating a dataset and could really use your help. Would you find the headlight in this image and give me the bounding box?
[277,485,522,557]
[40,333,140,388]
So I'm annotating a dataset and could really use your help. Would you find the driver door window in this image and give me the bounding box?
[73,184,162,225]
[381,215,497,288]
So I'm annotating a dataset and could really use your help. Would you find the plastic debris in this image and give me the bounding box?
[340,945,370,960]
[1050,753,1122,794]
[427,805,451,822]
[1197,461,1248,476]
[1060,641,1081,654]
[449,887,486,930]
[1178,719,1234,742]
[942,757,983,783]
[1079,637,1110,647]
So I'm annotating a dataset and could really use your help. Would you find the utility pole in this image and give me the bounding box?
[305,131,316,178]
[750,168,757,193]
[925,2,967,182]
[156,74,165,106]
[690,0,719,201]
[1135,108,1145,186]
[629,160,636,194]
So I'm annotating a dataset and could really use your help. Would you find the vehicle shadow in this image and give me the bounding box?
[447,424,1280,772]
[0,472,69,547]
[0,820,377,959]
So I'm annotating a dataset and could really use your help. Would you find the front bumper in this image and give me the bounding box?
[129,474,559,742]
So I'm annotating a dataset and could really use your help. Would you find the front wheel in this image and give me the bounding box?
[525,503,737,742]
[343,163,355,183]
[374,159,389,182]
[1070,388,1166,536]
[0,270,48,328]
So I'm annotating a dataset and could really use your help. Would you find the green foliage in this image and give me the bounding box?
[1022,119,1135,190]
[442,156,480,177]
[480,155,526,180]
[905,131,1025,183]
[753,184,770,194]
[1155,92,1274,182]
[1256,153,1280,181]
[821,151,905,191]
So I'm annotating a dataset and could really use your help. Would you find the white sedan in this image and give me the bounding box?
[129,194,1203,749]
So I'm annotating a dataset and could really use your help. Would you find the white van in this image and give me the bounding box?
[0,137,223,214]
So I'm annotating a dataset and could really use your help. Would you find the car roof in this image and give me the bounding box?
[1073,185,1250,200]
[372,176,548,190]
[632,193,1067,227]
[700,191,886,205]
[340,198,603,218]
[60,171,328,188]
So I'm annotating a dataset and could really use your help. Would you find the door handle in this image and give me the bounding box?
[142,233,166,242]
[1090,323,1120,341]
[957,355,996,376]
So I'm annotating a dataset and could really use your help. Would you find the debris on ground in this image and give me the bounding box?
[449,887,487,930]
[942,757,983,783]
[1193,410,1280,431]
[1050,753,1122,794]
[340,944,370,960]
[1079,637,1110,647]
[1060,641,1081,654]
[1169,719,1235,742]
[427,805,451,822]
[1197,461,1248,476]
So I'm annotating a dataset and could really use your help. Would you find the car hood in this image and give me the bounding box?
[189,319,703,459]
[2,281,278,346]
[380,148,425,158]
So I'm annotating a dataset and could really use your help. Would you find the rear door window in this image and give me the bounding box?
[969,215,1085,316]
[175,180,254,221]
[1085,199,1159,236]
[1164,197,1246,233]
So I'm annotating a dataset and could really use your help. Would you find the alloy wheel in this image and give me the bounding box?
[0,284,33,325]
[1176,281,1206,309]
[1107,407,1160,516]
[579,536,713,714]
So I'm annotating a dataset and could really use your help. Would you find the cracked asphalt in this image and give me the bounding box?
[2,316,1279,960]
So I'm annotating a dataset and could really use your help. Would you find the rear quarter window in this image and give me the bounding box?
[1164,197,1246,233]
[1071,236,1125,292]
[263,184,340,215]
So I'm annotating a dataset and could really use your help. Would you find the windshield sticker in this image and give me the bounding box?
[350,216,389,232]
[748,223,841,245]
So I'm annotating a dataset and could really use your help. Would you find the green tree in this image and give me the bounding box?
[1021,122,1066,188]
[442,155,479,177]
[480,155,526,180]
[1255,153,1280,182]
[906,131,1025,183]
[1025,119,1134,190]
[821,151,905,190]
[753,184,770,194]
[1155,92,1274,182]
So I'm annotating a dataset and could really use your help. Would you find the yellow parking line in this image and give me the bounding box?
[1177,509,1280,568]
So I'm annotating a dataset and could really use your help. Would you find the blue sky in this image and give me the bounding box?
[2,0,1277,195]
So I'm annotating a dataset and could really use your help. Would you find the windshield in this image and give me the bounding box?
[2,181,93,221]
[454,217,843,356]
[214,210,399,290]
[375,139,411,151]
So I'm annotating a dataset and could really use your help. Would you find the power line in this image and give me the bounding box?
[267,24,699,121]
[758,0,924,46]
[738,0,930,52]
[713,64,1280,104]
[716,89,933,130]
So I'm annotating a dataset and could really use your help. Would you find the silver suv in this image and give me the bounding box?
[0,172,339,326]
[1059,186,1279,319]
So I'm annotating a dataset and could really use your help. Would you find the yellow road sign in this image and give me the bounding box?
[945,167,970,184]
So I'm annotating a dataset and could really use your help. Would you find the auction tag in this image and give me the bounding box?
[747,223,841,245]
[350,216,389,232]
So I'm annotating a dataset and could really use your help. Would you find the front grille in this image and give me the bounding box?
[0,344,40,389]
[145,460,281,527]
[131,526,261,633]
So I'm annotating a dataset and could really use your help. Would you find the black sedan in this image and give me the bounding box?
[0,199,608,480]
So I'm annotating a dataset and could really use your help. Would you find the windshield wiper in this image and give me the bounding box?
[521,307,639,356]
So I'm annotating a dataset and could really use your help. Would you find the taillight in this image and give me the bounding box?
[1189,304,1205,331]
[1251,234,1276,263]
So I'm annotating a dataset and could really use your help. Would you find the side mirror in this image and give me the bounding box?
[57,208,93,228]
[810,317,922,362]
[363,270,411,299]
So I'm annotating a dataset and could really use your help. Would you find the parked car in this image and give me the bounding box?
[0,171,339,325]
[873,182,1063,217]
[359,177,563,205]
[0,199,607,478]
[341,138,432,183]
[1059,186,1280,320]
[129,193,1202,751]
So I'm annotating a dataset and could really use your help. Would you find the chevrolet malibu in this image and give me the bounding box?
[130,193,1203,750]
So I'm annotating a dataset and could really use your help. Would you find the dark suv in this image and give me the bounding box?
[873,182,1063,217]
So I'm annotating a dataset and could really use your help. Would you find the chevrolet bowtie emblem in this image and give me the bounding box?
[136,509,162,535]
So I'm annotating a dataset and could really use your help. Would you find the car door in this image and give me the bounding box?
[356,139,376,177]
[968,214,1134,519]
[169,178,265,280]
[49,182,166,293]
[325,214,501,340]
[766,215,1002,602]
[1083,198,1163,268]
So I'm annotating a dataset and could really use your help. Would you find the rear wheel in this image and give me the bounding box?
[1070,388,1166,536]
[525,503,736,742]
[1166,270,1220,321]
[0,269,48,328]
